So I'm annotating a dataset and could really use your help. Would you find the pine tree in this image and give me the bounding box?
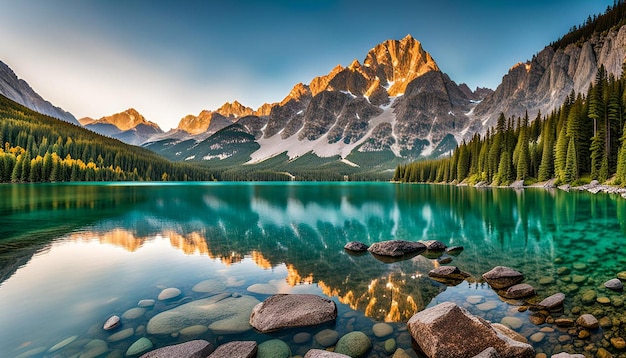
[564,137,579,182]
[554,126,569,182]
[538,114,556,181]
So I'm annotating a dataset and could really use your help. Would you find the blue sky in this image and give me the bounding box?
[0,0,613,130]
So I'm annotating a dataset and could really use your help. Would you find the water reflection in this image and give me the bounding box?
[1,183,626,326]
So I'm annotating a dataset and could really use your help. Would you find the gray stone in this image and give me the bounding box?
[501,283,535,299]
[126,337,153,356]
[473,347,500,358]
[372,323,393,337]
[138,299,155,308]
[140,340,214,358]
[257,339,290,358]
[249,294,337,333]
[47,336,78,353]
[551,353,585,358]
[422,240,446,250]
[81,339,109,358]
[334,331,371,358]
[147,292,259,335]
[192,279,226,294]
[446,246,464,256]
[407,302,534,358]
[208,341,257,358]
[157,287,182,300]
[367,240,426,257]
[293,332,311,344]
[343,241,369,252]
[122,307,146,320]
[482,266,524,289]
[605,278,624,291]
[576,314,599,329]
[537,292,565,310]
[103,315,121,331]
[304,349,351,358]
[428,266,470,282]
[315,329,340,347]
[107,328,134,342]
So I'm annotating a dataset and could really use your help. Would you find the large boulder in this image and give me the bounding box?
[407,302,534,358]
[482,266,524,289]
[146,293,260,335]
[139,340,214,358]
[249,294,337,333]
[208,341,257,358]
[334,331,372,358]
[368,240,426,257]
[422,240,447,251]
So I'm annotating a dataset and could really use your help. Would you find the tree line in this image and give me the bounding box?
[394,65,626,186]
[0,95,216,182]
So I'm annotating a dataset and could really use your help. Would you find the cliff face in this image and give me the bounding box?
[474,26,626,129]
[0,60,79,125]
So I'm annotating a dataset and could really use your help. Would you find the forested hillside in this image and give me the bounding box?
[0,95,215,182]
[394,65,626,186]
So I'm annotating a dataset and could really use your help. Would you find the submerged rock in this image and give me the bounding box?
[126,337,153,356]
[407,302,534,358]
[192,279,226,294]
[372,323,393,337]
[473,347,500,358]
[315,329,340,347]
[47,336,78,353]
[446,246,464,256]
[157,287,182,301]
[482,266,524,289]
[208,341,257,358]
[367,240,426,257]
[344,241,369,252]
[249,294,337,333]
[305,349,351,358]
[139,340,214,358]
[257,339,290,358]
[147,292,259,335]
[138,299,155,308]
[334,331,372,358]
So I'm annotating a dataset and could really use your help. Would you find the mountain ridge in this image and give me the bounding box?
[0,60,79,125]
[79,108,164,145]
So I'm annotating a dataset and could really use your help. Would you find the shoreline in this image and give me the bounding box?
[453,179,626,200]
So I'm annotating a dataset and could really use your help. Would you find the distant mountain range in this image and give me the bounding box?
[78,109,163,145]
[2,9,626,179]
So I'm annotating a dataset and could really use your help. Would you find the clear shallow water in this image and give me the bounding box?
[1,182,625,357]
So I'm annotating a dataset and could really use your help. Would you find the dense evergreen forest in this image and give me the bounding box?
[0,95,216,182]
[394,65,626,186]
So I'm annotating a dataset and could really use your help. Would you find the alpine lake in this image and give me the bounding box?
[2,182,626,358]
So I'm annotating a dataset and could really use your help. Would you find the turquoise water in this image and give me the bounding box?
[1,183,625,357]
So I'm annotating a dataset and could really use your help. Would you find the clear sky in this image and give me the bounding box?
[0,0,614,130]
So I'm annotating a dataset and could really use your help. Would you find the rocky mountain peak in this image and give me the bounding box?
[363,34,440,96]
[94,108,158,131]
[216,100,254,118]
[280,83,311,105]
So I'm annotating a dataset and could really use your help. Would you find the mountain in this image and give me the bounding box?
[79,108,164,145]
[474,12,626,129]
[0,94,214,182]
[146,35,491,178]
[0,60,79,125]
